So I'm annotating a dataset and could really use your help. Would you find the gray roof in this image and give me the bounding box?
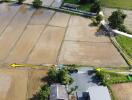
[50,84,68,100]
[88,86,111,100]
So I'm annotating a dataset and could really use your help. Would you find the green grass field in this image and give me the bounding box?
[116,35,132,59]
[100,0,132,9]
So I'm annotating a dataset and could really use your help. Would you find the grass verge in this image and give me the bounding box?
[100,0,132,10]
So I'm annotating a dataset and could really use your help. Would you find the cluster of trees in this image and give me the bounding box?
[37,67,75,100]
[78,0,101,13]
[47,67,74,85]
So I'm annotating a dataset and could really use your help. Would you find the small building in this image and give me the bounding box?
[87,86,111,100]
[50,84,68,100]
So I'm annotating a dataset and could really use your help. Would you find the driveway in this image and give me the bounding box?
[69,67,101,100]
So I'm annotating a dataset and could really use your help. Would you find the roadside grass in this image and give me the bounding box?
[96,69,132,100]
[116,35,132,60]
[100,0,132,10]
[63,0,91,11]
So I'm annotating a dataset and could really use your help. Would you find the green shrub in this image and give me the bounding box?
[2,0,10,2]
[17,0,25,4]
[32,0,42,8]
[90,0,101,13]
[38,84,50,100]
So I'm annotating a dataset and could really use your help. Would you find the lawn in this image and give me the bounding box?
[100,0,132,9]
[116,35,132,59]
[63,0,91,11]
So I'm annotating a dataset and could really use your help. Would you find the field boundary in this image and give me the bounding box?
[110,37,132,68]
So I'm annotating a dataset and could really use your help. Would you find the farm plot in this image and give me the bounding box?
[29,9,55,25]
[59,41,127,67]
[0,3,127,67]
[0,68,28,100]
[0,5,34,62]
[0,68,48,100]
[0,3,20,35]
[111,83,132,100]
[5,25,45,64]
[49,12,70,27]
[103,7,132,32]
[27,26,65,65]
[58,16,127,67]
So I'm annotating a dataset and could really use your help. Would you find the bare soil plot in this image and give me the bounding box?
[65,26,110,42]
[0,68,28,100]
[0,68,48,100]
[0,3,20,35]
[59,41,127,67]
[27,26,65,65]
[59,17,127,67]
[27,69,48,99]
[29,9,55,25]
[103,7,132,31]
[0,3,127,67]
[0,5,34,62]
[5,25,45,64]
[68,15,92,26]
[111,83,132,100]
[49,12,71,27]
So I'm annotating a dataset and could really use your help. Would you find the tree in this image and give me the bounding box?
[90,0,101,13]
[78,0,87,4]
[32,0,42,8]
[58,68,74,85]
[38,84,50,100]
[47,68,58,84]
[17,0,25,4]
[108,9,127,29]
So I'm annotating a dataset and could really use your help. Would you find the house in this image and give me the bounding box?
[50,84,68,100]
[86,86,111,100]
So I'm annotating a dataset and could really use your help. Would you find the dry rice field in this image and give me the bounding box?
[111,83,132,100]
[0,68,48,100]
[0,3,127,67]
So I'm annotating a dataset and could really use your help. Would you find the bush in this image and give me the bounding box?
[17,0,25,4]
[32,0,42,8]
[90,0,101,13]
[47,68,74,85]
[38,84,50,100]
[2,0,10,2]
[108,9,127,29]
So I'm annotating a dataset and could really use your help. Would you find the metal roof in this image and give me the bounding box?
[50,84,68,100]
[88,86,111,100]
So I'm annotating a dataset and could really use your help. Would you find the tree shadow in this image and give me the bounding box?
[91,75,101,85]
[29,93,39,100]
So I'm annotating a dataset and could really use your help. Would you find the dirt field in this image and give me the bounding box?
[0,68,48,100]
[111,83,132,100]
[103,7,132,32]
[0,3,127,67]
